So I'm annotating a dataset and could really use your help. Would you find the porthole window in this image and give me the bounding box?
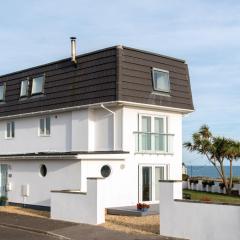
[101,165,111,178]
[40,164,47,177]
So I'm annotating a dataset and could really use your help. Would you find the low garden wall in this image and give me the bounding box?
[51,178,105,225]
[182,180,240,195]
[160,181,240,240]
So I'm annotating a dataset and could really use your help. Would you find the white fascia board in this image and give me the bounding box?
[0,100,194,120]
[118,101,194,114]
[77,154,127,160]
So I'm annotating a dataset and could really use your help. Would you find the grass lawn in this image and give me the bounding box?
[183,189,240,204]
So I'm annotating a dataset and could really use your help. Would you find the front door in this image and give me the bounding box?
[0,164,8,197]
[139,165,167,202]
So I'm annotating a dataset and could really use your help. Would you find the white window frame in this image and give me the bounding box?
[138,113,167,153]
[138,164,169,203]
[152,68,170,93]
[38,117,51,137]
[31,75,45,95]
[0,83,6,102]
[20,79,29,97]
[5,121,15,139]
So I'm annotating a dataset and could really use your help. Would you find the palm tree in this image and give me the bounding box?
[184,125,240,195]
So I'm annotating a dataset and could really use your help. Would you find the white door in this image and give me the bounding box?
[139,164,168,202]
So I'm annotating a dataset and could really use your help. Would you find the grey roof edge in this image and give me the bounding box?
[0,150,130,157]
[0,45,186,78]
[121,45,186,63]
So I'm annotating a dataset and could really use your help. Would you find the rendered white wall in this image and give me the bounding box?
[2,159,81,206]
[0,112,72,154]
[51,178,105,225]
[160,181,240,240]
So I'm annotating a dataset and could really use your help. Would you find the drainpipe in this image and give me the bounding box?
[100,104,116,150]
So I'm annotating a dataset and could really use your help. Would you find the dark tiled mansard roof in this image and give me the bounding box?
[0,46,194,117]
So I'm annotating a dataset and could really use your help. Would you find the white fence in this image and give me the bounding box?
[51,178,105,225]
[183,180,240,195]
[160,181,240,240]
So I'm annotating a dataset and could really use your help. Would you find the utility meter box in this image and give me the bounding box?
[21,184,30,197]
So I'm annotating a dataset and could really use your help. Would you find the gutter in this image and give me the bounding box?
[100,104,116,150]
[0,100,194,121]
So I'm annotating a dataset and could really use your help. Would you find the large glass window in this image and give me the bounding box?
[0,83,6,101]
[20,80,29,97]
[6,121,15,138]
[152,68,170,93]
[154,117,164,151]
[140,115,166,152]
[141,116,151,151]
[39,117,50,136]
[32,76,45,95]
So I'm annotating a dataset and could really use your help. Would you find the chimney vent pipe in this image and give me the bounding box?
[70,37,77,64]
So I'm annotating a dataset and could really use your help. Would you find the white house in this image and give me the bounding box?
[0,40,194,210]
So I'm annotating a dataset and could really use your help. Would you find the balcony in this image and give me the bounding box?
[134,132,174,154]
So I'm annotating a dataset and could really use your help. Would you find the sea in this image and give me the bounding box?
[186,166,240,178]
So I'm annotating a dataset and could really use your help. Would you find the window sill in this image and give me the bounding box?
[5,137,14,140]
[151,91,171,97]
[39,135,51,137]
[135,151,174,155]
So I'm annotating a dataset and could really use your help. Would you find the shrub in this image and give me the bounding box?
[182,174,189,181]
[189,179,198,185]
[219,182,234,189]
[207,180,215,187]
[0,196,8,202]
[202,180,208,187]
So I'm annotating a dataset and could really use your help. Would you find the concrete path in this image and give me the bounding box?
[0,212,180,240]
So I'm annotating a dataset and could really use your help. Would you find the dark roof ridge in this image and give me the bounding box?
[0,45,185,78]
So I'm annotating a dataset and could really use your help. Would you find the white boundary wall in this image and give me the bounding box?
[160,181,240,240]
[51,178,105,225]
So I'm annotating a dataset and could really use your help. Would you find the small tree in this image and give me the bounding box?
[184,125,240,195]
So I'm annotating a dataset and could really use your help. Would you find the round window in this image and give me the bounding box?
[101,165,111,178]
[40,164,47,177]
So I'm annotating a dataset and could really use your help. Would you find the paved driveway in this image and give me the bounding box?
[0,212,180,240]
[0,226,56,240]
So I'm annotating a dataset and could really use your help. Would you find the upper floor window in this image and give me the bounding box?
[32,76,45,95]
[134,114,174,153]
[39,117,50,136]
[152,68,170,93]
[0,83,6,102]
[20,79,29,97]
[6,121,15,139]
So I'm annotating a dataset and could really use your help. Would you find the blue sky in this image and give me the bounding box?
[1,0,240,165]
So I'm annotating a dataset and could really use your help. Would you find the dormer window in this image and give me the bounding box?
[20,79,29,97]
[152,68,170,93]
[31,75,45,95]
[0,83,6,102]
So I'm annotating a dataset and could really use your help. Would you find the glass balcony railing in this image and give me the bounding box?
[134,132,174,153]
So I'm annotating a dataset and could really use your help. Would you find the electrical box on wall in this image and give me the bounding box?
[21,184,30,197]
[6,182,12,191]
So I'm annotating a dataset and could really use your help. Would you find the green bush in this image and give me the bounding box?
[189,179,198,185]
[0,196,8,202]
[202,180,215,187]
[182,174,189,181]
